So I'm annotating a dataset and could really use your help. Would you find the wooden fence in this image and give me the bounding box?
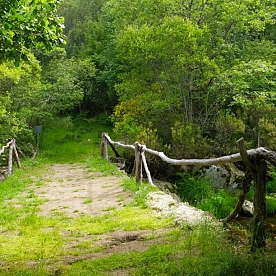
[101,132,276,252]
[0,138,21,180]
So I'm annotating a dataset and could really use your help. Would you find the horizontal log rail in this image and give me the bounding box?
[102,132,276,173]
[101,132,276,252]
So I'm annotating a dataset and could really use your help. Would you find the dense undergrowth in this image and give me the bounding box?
[175,173,276,218]
[0,116,276,275]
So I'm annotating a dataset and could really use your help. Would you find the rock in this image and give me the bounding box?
[146,191,219,227]
[203,163,245,191]
[108,156,126,170]
[153,179,180,201]
[240,200,254,217]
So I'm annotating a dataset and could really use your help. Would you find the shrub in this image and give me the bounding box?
[266,177,276,194]
[175,174,238,219]
[197,189,237,219]
[266,196,276,216]
[171,121,210,158]
[175,175,212,205]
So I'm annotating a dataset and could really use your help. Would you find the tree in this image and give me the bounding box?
[102,0,276,156]
[0,57,42,145]
[58,0,118,116]
[0,0,65,64]
[40,58,88,115]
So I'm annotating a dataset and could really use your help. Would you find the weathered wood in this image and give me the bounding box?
[102,133,276,167]
[7,142,13,175]
[236,138,268,251]
[141,150,154,186]
[0,140,13,155]
[221,138,254,223]
[134,142,143,184]
[237,138,254,171]
[101,133,108,160]
[257,149,276,166]
[104,133,135,150]
[251,158,267,252]
[221,171,252,223]
[107,140,121,158]
[13,141,21,168]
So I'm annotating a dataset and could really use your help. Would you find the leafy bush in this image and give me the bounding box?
[175,175,212,205]
[171,122,210,158]
[266,176,276,194]
[266,196,276,216]
[175,174,237,219]
[197,189,237,219]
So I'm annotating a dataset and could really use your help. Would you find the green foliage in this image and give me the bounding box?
[266,196,276,216]
[218,253,276,276]
[175,174,237,219]
[197,189,237,219]
[101,0,276,157]
[175,175,212,205]
[0,0,65,64]
[214,112,246,154]
[171,122,210,158]
[267,172,276,194]
[41,58,91,114]
[3,0,271,159]
[58,0,118,115]
[0,59,42,146]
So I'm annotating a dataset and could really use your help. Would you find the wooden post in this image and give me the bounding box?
[7,142,13,176]
[107,140,121,157]
[222,138,253,223]
[251,158,267,252]
[222,170,252,223]
[235,138,267,251]
[13,140,21,168]
[101,133,108,160]
[141,150,154,186]
[134,142,143,184]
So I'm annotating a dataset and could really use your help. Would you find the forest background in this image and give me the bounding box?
[1,0,276,161]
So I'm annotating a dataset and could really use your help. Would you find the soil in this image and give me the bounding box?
[35,164,133,217]
[33,163,174,268]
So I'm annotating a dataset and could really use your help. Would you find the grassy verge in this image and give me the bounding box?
[0,116,275,275]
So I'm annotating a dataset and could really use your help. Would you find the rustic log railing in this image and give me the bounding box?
[101,132,276,252]
[0,138,21,179]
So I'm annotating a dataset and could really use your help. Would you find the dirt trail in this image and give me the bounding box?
[35,164,133,217]
[32,163,172,269]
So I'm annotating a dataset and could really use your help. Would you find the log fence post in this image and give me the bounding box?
[13,140,21,168]
[101,133,108,160]
[134,142,143,184]
[251,158,267,252]
[141,149,154,186]
[7,140,13,176]
[230,138,267,251]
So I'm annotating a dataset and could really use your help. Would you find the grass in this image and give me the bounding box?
[0,116,276,275]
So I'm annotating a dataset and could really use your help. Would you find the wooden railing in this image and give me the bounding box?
[0,138,21,180]
[101,132,276,252]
